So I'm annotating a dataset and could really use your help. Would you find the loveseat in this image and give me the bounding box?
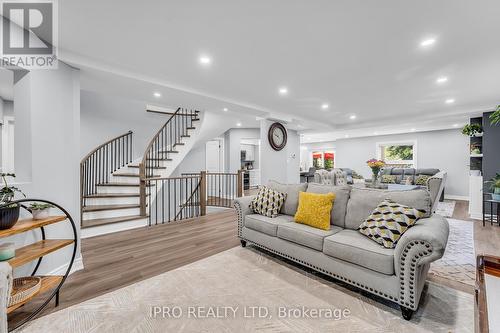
[234,181,449,320]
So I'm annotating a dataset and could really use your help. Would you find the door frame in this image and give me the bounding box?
[1,116,15,173]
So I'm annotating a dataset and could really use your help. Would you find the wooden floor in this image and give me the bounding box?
[9,199,500,328]
[9,209,240,327]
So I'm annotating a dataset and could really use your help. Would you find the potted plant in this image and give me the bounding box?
[461,123,483,137]
[470,143,482,155]
[366,159,386,186]
[0,173,26,229]
[29,203,54,220]
[489,105,500,125]
[488,173,500,201]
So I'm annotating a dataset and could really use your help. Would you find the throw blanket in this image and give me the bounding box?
[0,262,12,333]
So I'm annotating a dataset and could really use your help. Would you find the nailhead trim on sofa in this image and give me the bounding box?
[234,201,433,310]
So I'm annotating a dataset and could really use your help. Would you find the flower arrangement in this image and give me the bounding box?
[366,159,385,174]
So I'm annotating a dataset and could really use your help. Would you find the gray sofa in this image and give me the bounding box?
[234,181,449,320]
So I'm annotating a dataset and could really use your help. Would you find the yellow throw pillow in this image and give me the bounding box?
[294,192,335,230]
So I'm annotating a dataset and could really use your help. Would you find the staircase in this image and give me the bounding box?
[80,108,202,238]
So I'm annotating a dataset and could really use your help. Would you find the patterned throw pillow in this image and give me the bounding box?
[402,175,414,185]
[381,175,397,184]
[357,199,426,248]
[250,186,287,218]
[415,175,430,186]
[294,192,336,230]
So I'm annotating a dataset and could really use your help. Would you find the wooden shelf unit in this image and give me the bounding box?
[6,276,63,314]
[0,215,75,324]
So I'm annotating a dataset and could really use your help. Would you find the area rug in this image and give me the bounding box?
[428,219,475,289]
[17,247,473,333]
[435,200,456,218]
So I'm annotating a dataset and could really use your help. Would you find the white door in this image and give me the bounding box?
[206,140,222,172]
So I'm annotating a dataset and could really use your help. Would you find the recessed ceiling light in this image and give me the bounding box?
[278,87,288,95]
[321,103,329,110]
[349,115,356,120]
[199,56,211,65]
[223,108,228,112]
[410,128,416,132]
[445,98,455,104]
[436,76,448,84]
[373,132,379,135]
[453,123,459,127]
[236,122,242,127]
[344,134,349,138]
[153,92,161,98]
[420,38,436,47]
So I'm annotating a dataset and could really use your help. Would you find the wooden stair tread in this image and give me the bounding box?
[112,173,160,178]
[159,150,179,153]
[173,143,185,146]
[180,135,190,138]
[186,127,195,130]
[84,193,142,198]
[96,182,155,187]
[0,216,66,238]
[7,276,63,314]
[8,240,74,268]
[146,158,173,161]
[82,204,140,212]
[128,165,167,169]
[82,215,147,228]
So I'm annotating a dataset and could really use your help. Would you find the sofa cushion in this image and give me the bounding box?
[277,223,342,251]
[344,187,431,230]
[294,192,335,230]
[415,175,430,186]
[323,230,395,275]
[306,183,351,228]
[381,175,397,184]
[267,181,307,216]
[416,168,439,176]
[245,214,294,237]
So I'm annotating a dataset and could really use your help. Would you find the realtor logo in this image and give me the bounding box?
[0,0,58,69]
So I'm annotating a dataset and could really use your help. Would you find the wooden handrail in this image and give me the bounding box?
[80,131,132,165]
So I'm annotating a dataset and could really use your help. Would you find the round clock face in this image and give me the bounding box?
[268,122,287,151]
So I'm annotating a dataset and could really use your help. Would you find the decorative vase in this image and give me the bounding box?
[493,188,500,202]
[371,172,379,187]
[0,205,20,229]
[32,208,50,220]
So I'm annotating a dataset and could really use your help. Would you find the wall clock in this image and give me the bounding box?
[268,122,287,151]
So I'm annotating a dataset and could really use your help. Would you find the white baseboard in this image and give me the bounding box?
[444,194,469,201]
[47,256,84,276]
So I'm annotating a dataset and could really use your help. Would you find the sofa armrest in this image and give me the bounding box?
[427,171,447,212]
[233,195,256,238]
[394,215,449,309]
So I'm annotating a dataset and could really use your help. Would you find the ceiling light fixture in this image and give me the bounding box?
[223,108,228,112]
[445,98,455,104]
[373,132,379,135]
[411,128,416,132]
[453,123,459,127]
[236,122,242,127]
[420,38,436,47]
[278,87,288,95]
[153,92,161,98]
[199,56,211,65]
[436,76,448,84]
[344,134,349,138]
[321,103,329,110]
[349,115,356,120]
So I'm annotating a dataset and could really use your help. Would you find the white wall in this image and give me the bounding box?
[260,120,300,184]
[10,62,82,275]
[80,90,169,159]
[335,129,469,198]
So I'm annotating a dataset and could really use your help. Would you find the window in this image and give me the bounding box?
[376,141,416,168]
[312,151,335,169]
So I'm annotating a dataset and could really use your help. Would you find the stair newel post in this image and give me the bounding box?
[237,170,244,197]
[139,162,147,217]
[200,171,207,216]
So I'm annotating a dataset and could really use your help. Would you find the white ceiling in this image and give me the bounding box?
[59,0,500,140]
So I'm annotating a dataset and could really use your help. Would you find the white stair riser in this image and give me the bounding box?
[84,196,140,206]
[109,175,140,184]
[81,218,148,239]
[83,207,140,220]
[96,186,141,194]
